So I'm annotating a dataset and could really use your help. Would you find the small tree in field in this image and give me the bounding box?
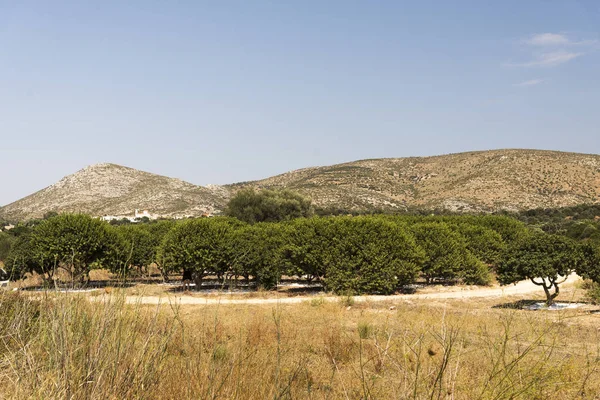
[141,220,176,281]
[30,214,122,284]
[159,217,242,287]
[280,217,332,282]
[577,241,600,285]
[497,232,583,306]
[322,217,425,295]
[410,222,489,284]
[4,234,44,282]
[114,224,156,277]
[228,222,285,289]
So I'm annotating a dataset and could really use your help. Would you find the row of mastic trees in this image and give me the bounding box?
[2,212,600,303]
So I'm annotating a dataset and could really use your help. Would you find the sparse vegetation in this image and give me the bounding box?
[1,168,600,397]
[2,290,600,399]
[3,150,600,221]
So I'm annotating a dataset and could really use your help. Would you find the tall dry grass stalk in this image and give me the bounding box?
[0,291,599,399]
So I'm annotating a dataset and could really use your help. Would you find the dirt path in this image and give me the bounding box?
[121,274,581,306]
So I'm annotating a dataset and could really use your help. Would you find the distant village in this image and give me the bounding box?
[101,209,156,223]
[100,209,212,223]
[0,209,214,231]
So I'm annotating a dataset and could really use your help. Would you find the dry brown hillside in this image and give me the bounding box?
[231,149,600,212]
[0,163,229,221]
[2,149,600,221]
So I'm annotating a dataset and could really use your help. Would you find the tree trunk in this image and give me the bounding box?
[541,281,559,306]
[530,277,560,306]
[193,272,203,289]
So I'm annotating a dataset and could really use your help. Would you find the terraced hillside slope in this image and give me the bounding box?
[0,163,229,221]
[231,149,600,212]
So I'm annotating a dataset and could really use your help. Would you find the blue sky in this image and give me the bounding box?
[1,0,599,205]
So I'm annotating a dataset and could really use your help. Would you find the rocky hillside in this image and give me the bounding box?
[0,163,229,221]
[232,149,600,212]
[2,150,600,221]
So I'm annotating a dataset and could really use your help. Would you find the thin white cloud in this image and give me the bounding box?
[513,79,544,87]
[526,33,569,46]
[506,51,583,68]
[505,33,595,69]
[525,33,597,47]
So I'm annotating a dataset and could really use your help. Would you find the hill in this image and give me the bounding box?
[231,149,600,213]
[0,163,229,221]
[2,149,600,221]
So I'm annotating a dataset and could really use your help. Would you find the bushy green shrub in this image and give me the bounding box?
[0,232,15,262]
[228,222,285,289]
[497,232,583,305]
[160,217,243,285]
[321,217,424,295]
[226,188,313,224]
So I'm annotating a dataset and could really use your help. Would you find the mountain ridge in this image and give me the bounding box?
[0,163,229,221]
[2,149,600,221]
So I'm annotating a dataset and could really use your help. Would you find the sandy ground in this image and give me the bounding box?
[118,274,582,306]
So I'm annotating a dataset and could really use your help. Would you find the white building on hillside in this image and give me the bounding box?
[101,209,156,222]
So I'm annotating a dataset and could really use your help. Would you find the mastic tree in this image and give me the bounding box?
[497,232,583,306]
[452,224,506,267]
[225,188,313,224]
[279,217,332,282]
[114,224,156,277]
[228,222,285,289]
[0,232,15,262]
[577,241,600,283]
[30,214,121,284]
[3,234,44,281]
[321,217,425,295]
[145,220,177,281]
[410,222,489,284]
[159,217,242,287]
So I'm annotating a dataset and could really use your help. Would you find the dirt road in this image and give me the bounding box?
[122,274,581,306]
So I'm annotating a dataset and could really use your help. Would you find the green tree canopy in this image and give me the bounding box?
[3,234,41,281]
[228,222,285,289]
[279,217,332,282]
[225,188,313,224]
[497,232,583,305]
[410,222,490,285]
[577,241,600,284]
[145,220,177,280]
[30,214,122,283]
[114,224,156,277]
[321,217,425,294]
[160,217,243,286]
[452,223,506,267]
[0,232,15,262]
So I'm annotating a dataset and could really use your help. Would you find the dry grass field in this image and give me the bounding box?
[2,282,600,399]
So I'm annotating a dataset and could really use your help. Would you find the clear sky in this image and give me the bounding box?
[1,1,599,205]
